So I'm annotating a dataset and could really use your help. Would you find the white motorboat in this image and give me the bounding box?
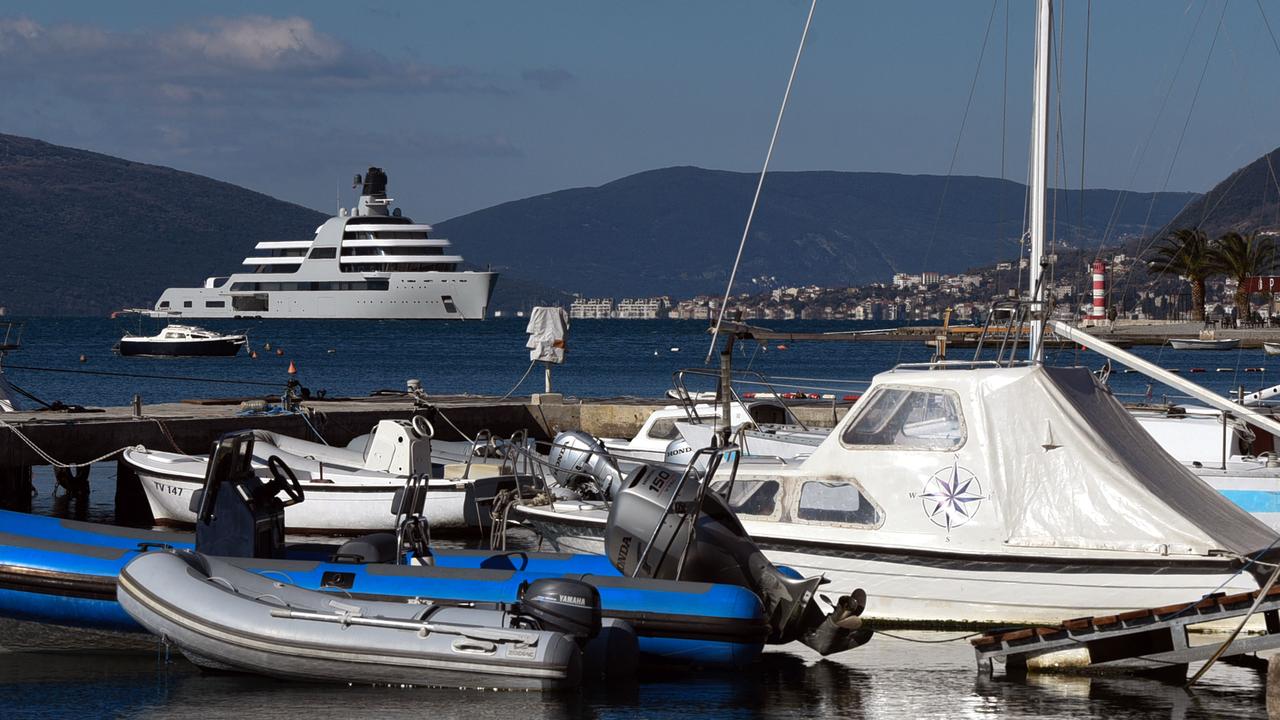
[117,324,246,357]
[124,419,518,533]
[1265,342,1280,356]
[1168,338,1241,351]
[600,399,791,464]
[514,361,1273,625]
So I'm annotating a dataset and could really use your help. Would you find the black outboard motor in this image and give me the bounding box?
[191,431,305,559]
[605,458,871,656]
[517,577,602,641]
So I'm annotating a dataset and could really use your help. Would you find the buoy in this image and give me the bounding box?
[287,361,297,375]
[275,348,284,356]
[78,354,87,363]
[742,392,757,399]
[776,344,788,350]
[1190,368,1205,373]
[843,394,861,402]
[250,351,258,359]
[327,348,337,354]
[1216,368,1232,373]
[264,342,272,351]
[670,347,680,352]
[1247,367,1266,372]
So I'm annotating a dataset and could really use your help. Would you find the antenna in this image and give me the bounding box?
[336,179,340,215]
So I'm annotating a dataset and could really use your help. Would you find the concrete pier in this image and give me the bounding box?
[0,394,848,513]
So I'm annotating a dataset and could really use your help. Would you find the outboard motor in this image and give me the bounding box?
[192,431,305,559]
[605,458,870,656]
[547,430,623,500]
[663,436,709,475]
[517,577,602,641]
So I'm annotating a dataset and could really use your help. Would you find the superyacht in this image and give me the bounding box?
[152,168,497,319]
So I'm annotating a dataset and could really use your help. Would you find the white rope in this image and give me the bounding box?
[0,418,133,469]
[433,409,474,444]
[498,360,538,402]
[705,0,818,364]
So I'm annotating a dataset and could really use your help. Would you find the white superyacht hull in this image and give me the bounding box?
[155,272,497,320]
[511,504,1258,626]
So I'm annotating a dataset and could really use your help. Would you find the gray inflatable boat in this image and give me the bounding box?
[118,551,583,690]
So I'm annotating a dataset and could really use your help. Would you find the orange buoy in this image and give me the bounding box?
[776,344,788,350]
[250,351,258,359]
[275,348,284,356]
[287,361,297,375]
[1190,368,1205,373]
[843,394,861,402]
[78,354,87,363]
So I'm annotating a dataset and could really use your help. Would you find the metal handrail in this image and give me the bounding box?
[629,443,741,581]
[672,367,811,431]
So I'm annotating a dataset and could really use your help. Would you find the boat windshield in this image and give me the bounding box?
[840,385,965,451]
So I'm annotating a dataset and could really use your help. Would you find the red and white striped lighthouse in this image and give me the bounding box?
[1088,260,1106,321]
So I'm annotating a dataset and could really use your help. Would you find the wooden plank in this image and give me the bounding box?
[1116,608,1154,622]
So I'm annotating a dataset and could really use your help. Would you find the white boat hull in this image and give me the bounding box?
[512,505,1258,626]
[137,471,469,533]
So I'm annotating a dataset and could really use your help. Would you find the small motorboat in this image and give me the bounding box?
[1265,342,1280,356]
[118,324,246,357]
[1169,337,1241,351]
[124,418,519,533]
[119,550,591,690]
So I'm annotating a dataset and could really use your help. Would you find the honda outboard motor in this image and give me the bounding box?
[605,461,871,656]
[547,430,623,500]
[663,436,709,475]
[192,431,305,559]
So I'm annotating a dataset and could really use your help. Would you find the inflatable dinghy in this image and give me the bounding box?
[119,551,593,690]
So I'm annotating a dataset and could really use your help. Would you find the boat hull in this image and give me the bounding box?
[135,468,469,532]
[511,504,1258,627]
[118,337,245,357]
[1168,339,1241,350]
[118,552,582,690]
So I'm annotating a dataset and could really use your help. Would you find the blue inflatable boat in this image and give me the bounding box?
[0,509,767,667]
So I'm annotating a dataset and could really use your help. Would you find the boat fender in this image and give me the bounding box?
[581,619,639,680]
[53,465,91,495]
[517,577,602,641]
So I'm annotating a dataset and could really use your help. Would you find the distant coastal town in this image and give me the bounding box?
[523,245,1273,325]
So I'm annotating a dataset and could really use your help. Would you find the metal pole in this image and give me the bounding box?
[1027,0,1052,363]
[544,363,552,393]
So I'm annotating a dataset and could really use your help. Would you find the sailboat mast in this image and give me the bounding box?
[1027,0,1052,362]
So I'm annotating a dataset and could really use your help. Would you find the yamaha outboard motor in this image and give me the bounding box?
[605,459,871,656]
[192,431,305,559]
[547,430,623,500]
[517,577,602,641]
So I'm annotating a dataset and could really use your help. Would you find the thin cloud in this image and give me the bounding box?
[521,67,575,92]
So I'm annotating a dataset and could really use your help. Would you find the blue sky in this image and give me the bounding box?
[1,1,1277,221]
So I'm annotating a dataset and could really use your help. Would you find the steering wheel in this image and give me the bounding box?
[266,455,305,506]
[411,414,434,439]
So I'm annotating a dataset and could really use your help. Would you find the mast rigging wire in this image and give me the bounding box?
[705,0,817,364]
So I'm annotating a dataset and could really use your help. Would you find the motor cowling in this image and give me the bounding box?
[604,460,871,655]
[518,577,602,641]
[547,430,623,500]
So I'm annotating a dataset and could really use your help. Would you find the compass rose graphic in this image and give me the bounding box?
[920,460,985,531]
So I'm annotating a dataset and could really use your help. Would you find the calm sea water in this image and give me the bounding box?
[1,317,1276,718]
[4,316,1275,407]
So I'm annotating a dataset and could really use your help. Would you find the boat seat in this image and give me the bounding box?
[332,533,398,564]
[443,462,504,480]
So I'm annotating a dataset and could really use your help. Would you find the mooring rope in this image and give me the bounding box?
[0,418,134,469]
[3,363,282,388]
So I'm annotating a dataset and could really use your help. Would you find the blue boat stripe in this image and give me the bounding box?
[1220,490,1280,513]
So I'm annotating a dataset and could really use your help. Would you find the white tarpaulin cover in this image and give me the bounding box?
[979,365,1275,555]
[526,306,569,364]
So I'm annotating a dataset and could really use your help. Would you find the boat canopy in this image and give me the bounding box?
[799,363,1276,557]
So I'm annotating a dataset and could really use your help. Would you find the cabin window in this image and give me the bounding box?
[158,301,170,308]
[646,418,681,441]
[309,247,337,259]
[840,386,965,451]
[183,301,192,308]
[796,481,881,526]
[205,300,225,308]
[713,479,781,517]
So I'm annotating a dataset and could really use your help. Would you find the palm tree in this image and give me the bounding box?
[1210,231,1276,323]
[1149,228,1214,321]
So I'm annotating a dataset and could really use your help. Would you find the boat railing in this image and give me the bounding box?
[629,443,741,581]
[973,299,1035,366]
[671,367,871,433]
[0,321,22,353]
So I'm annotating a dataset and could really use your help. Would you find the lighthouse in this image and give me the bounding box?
[1087,260,1106,322]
